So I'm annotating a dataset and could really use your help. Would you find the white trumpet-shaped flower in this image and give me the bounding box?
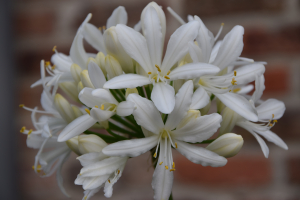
[102,80,227,200]
[220,75,288,158]
[103,3,220,114]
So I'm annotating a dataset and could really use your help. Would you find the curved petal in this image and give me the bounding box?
[251,75,265,103]
[142,5,163,67]
[168,63,220,80]
[237,84,254,95]
[70,29,89,69]
[79,87,100,108]
[77,152,108,167]
[90,108,115,122]
[116,101,135,116]
[88,61,106,89]
[215,92,258,122]
[172,113,222,143]
[106,6,128,28]
[58,114,97,142]
[102,135,159,157]
[188,41,203,63]
[151,82,175,114]
[103,74,151,89]
[175,140,227,167]
[51,53,73,72]
[190,85,210,109]
[256,99,285,121]
[83,23,106,53]
[127,94,164,134]
[212,25,244,70]
[165,80,193,130]
[82,175,110,190]
[91,88,118,105]
[256,129,288,150]
[161,21,200,73]
[219,107,240,135]
[115,24,153,73]
[233,63,265,85]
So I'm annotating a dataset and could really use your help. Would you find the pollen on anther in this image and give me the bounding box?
[148,72,152,75]
[19,104,24,108]
[234,70,237,76]
[172,162,175,169]
[28,129,33,136]
[231,78,237,85]
[164,76,170,79]
[175,142,178,148]
[221,23,224,26]
[45,61,51,66]
[118,170,120,174]
[273,120,278,123]
[153,153,157,158]
[20,126,26,133]
[84,196,87,200]
[85,108,90,115]
[102,26,106,30]
[98,27,102,31]
[272,114,275,118]
[108,179,111,183]
[52,45,57,52]
[170,169,175,172]
[100,105,104,110]
[51,65,56,70]
[159,162,163,165]
[165,165,169,170]
[155,64,161,72]
[167,70,171,75]
[95,105,99,108]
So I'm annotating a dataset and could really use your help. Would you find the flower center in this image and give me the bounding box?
[148,65,171,84]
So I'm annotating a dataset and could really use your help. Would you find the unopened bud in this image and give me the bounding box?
[86,57,98,69]
[206,133,244,158]
[78,134,108,154]
[72,105,84,118]
[59,82,79,102]
[80,70,94,88]
[54,94,76,123]
[105,55,123,79]
[95,52,107,76]
[66,136,81,155]
[70,64,82,83]
[125,88,138,98]
[77,81,84,93]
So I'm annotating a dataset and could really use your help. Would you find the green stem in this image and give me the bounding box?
[210,94,215,101]
[145,85,151,100]
[110,89,122,102]
[137,87,145,98]
[109,122,141,137]
[106,129,128,140]
[84,130,119,143]
[163,114,168,124]
[169,193,173,200]
[111,115,143,134]
[115,89,126,101]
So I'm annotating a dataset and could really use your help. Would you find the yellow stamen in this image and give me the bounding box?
[84,196,87,200]
[19,104,24,108]
[233,88,241,93]
[165,165,169,170]
[95,105,98,108]
[172,162,175,169]
[52,45,57,52]
[108,179,111,183]
[273,120,278,123]
[175,142,178,148]
[231,78,237,85]
[100,104,104,110]
[98,27,102,31]
[32,165,42,173]
[118,170,120,174]
[155,64,161,72]
[148,72,152,75]
[234,70,237,76]
[28,129,33,136]
[272,114,275,118]
[159,162,163,165]
[268,123,273,127]
[170,169,175,172]
[229,90,232,92]
[51,65,56,70]
[79,173,82,176]
[221,23,224,26]
[45,61,51,66]
[153,153,157,158]
[102,26,106,30]
[167,70,171,75]
[20,126,26,133]
[85,108,90,115]
[164,76,170,79]
[152,75,158,80]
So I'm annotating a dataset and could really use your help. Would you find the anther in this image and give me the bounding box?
[118,170,120,174]
[45,61,51,66]
[108,179,111,183]
[95,105,98,108]
[84,196,87,200]
[165,165,169,170]
[159,162,163,165]
[164,76,170,79]
[153,153,157,158]
[100,105,104,110]
[19,104,24,108]
[98,27,102,31]
[51,65,56,70]
[155,65,161,72]
[273,120,278,123]
[234,70,237,76]
[268,123,273,127]
[170,169,175,172]
[172,162,175,169]
[102,26,106,30]
[85,108,90,115]
[28,129,33,136]
[231,78,237,85]
[52,45,57,52]
[20,126,26,133]
[175,143,178,148]
[148,72,152,75]
[272,114,275,118]
[32,165,42,173]
[167,70,171,75]
[233,88,241,93]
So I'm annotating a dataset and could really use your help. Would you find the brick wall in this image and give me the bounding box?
[15,0,300,199]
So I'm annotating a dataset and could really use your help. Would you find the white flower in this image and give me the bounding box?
[102,80,227,200]
[206,133,244,158]
[220,76,288,158]
[75,137,128,199]
[103,3,220,114]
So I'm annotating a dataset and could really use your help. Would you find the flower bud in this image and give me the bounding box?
[219,107,240,135]
[216,98,226,114]
[104,27,134,73]
[66,136,81,155]
[77,81,84,93]
[78,135,108,154]
[125,88,138,98]
[70,63,82,83]
[59,82,79,102]
[206,133,244,158]
[95,52,107,76]
[72,105,84,118]
[105,55,123,79]
[54,93,76,123]
[80,70,94,88]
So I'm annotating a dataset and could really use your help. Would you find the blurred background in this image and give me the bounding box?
[1,0,300,199]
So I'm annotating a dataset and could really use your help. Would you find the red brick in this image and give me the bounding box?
[264,65,289,93]
[184,0,284,17]
[287,157,300,184]
[14,11,55,36]
[175,153,272,186]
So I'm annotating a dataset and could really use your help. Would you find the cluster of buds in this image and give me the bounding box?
[20,2,287,200]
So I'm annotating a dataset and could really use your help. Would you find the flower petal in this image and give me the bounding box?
[190,85,210,110]
[215,92,258,122]
[251,75,265,103]
[91,88,118,105]
[106,6,128,28]
[51,53,73,72]
[188,41,203,63]
[212,25,244,70]
[88,61,106,89]
[165,80,193,130]
[116,101,135,116]
[219,107,240,135]
[103,74,151,89]
[90,108,115,122]
[233,63,265,85]
[151,82,175,114]
[168,63,220,80]
[172,113,222,143]
[127,94,164,134]
[82,175,110,190]
[83,23,106,53]
[77,152,108,167]
[175,140,227,167]
[58,114,97,142]
[142,5,163,67]
[161,21,200,73]
[256,129,288,150]
[256,99,285,121]
[79,88,100,108]
[115,24,153,73]
[102,135,159,157]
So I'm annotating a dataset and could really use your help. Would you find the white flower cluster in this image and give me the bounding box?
[20,2,288,200]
